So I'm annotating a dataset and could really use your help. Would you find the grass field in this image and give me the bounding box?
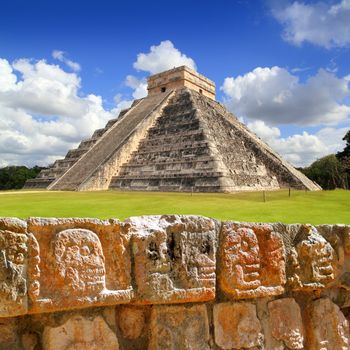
[0,189,349,224]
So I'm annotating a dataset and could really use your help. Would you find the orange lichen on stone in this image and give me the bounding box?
[268,298,305,349]
[305,298,349,350]
[213,301,263,349]
[27,218,133,314]
[0,218,28,317]
[219,222,286,298]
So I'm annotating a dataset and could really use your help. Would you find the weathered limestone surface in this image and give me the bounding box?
[213,301,263,349]
[219,222,286,298]
[149,304,210,350]
[0,218,28,317]
[1,215,350,350]
[129,215,218,303]
[42,314,119,350]
[268,298,305,349]
[27,218,133,313]
[306,298,349,350]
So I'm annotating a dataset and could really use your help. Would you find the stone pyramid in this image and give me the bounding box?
[25,66,320,192]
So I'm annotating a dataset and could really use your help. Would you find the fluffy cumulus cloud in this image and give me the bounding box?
[0,42,197,168]
[133,40,197,74]
[247,120,348,166]
[221,66,350,126]
[272,0,350,48]
[125,75,148,99]
[125,40,198,100]
[0,58,125,167]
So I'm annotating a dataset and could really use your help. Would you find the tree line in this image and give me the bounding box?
[0,166,45,190]
[299,131,350,190]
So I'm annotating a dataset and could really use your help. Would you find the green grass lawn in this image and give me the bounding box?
[0,189,349,224]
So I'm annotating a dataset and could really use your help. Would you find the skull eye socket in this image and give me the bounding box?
[147,241,159,260]
[200,240,211,254]
[80,245,91,256]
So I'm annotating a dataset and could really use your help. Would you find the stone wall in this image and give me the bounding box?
[1,215,350,349]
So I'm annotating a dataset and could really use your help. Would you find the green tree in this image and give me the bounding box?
[0,166,44,190]
[301,154,348,190]
[337,130,350,179]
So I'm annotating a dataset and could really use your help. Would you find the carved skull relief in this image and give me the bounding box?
[0,230,27,315]
[221,227,261,292]
[220,223,286,298]
[289,225,336,290]
[52,229,106,296]
[133,230,173,298]
[172,231,216,289]
[130,215,217,303]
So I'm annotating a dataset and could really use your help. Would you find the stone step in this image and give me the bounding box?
[49,92,172,190]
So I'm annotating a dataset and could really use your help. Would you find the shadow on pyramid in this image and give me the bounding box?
[25,66,320,192]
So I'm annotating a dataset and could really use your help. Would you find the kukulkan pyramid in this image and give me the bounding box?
[25,66,320,192]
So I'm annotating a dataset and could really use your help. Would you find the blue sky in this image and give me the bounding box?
[0,0,349,167]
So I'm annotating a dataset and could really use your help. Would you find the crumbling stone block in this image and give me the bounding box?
[268,298,304,349]
[129,215,218,303]
[219,222,286,298]
[27,218,133,313]
[306,298,349,350]
[42,314,119,350]
[149,304,210,350]
[213,301,263,349]
[0,218,28,317]
[116,306,146,340]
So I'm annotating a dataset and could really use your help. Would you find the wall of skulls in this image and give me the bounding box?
[0,215,350,349]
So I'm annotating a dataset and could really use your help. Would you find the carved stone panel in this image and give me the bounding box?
[0,218,28,317]
[219,222,286,298]
[268,298,305,349]
[213,301,263,349]
[148,304,210,350]
[288,225,336,291]
[42,314,119,350]
[27,218,133,313]
[306,298,349,350]
[129,215,218,303]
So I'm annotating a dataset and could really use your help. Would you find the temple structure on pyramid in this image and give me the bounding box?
[25,66,320,192]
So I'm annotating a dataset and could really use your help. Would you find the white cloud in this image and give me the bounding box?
[125,75,147,99]
[52,50,81,72]
[221,66,350,126]
[248,120,348,166]
[133,40,197,74]
[272,0,350,48]
[0,58,124,167]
